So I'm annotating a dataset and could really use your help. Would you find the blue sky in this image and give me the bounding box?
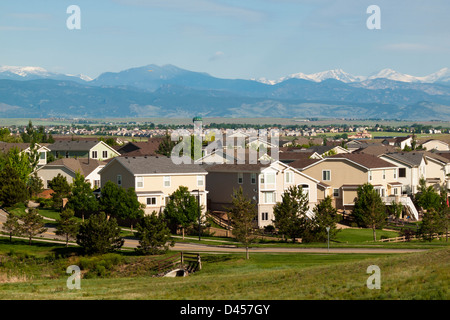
[0,0,449,80]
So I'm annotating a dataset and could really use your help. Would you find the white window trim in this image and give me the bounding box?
[251,173,257,184]
[146,197,157,206]
[285,171,293,184]
[298,183,310,201]
[333,188,340,197]
[136,176,144,189]
[163,176,171,187]
[117,174,122,186]
[102,150,108,159]
[322,170,331,181]
[197,175,204,187]
[92,150,98,159]
[237,172,243,184]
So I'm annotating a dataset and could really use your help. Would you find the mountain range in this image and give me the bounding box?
[0,64,449,120]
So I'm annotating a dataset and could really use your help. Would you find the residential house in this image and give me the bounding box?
[291,153,418,219]
[116,138,164,157]
[205,160,321,228]
[0,142,50,167]
[420,139,450,152]
[382,136,412,150]
[36,158,106,189]
[99,156,208,216]
[379,151,449,193]
[47,140,120,160]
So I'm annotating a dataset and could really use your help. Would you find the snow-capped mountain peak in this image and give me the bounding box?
[255,67,450,85]
[0,65,91,82]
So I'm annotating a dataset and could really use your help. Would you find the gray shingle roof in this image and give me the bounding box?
[382,152,424,166]
[47,140,100,151]
[115,156,207,174]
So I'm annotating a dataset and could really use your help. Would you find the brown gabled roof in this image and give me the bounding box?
[288,158,322,170]
[42,158,106,177]
[328,153,397,169]
[117,138,164,157]
[352,144,397,156]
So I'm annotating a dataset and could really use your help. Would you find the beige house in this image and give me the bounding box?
[205,160,320,228]
[291,154,419,219]
[421,139,450,151]
[99,156,208,216]
[36,158,106,189]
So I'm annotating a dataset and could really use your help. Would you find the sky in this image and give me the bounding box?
[0,0,449,81]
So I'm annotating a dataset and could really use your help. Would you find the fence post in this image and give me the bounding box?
[197,254,202,271]
[180,252,184,267]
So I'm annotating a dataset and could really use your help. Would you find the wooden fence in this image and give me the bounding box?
[375,232,449,243]
[154,252,202,274]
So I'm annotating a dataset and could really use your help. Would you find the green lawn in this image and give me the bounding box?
[0,245,448,300]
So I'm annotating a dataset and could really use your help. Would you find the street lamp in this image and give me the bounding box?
[326,226,330,253]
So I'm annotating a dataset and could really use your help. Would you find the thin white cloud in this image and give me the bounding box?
[209,51,226,61]
[112,0,265,22]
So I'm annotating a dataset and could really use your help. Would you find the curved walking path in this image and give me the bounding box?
[0,207,428,254]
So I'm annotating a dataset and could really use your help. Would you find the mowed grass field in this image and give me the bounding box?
[0,237,448,300]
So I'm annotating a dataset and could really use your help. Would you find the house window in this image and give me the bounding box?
[285,171,293,184]
[266,173,275,184]
[261,212,269,221]
[146,197,156,206]
[251,173,257,184]
[117,174,122,186]
[197,175,204,187]
[399,168,406,178]
[94,180,100,188]
[65,151,69,158]
[322,170,331,181]
[264,192,275,204]
[333,188,340,197]
[163,176,171,187]
[136,176,144,188]
[237,173,243,184]
[369,171,373,181]
[394,188,398,195]
[102,151,108,159]
[394,169,397,179]
[40,152,46,160]
[260,174,265,184]
[383,170,386,180]
[300,184,309,198]
[92,151,98,159]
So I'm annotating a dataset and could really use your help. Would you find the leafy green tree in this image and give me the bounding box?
[48,174,71,211]
[304,196,340,243]
[419,208,444,241]
[99,181,144,226]
[3,212,21,242]
[135,212,174,255]
[0,164,28,207]
[156,131,177,157]
[27,171,44,198]
[273,185,309,243]
[5,146,35,183]
[76,212,124,255]
[19,208,47,245]
[353,183,387,241]
[416,178,442,211]
[55,207,79,247]
[227,187,257,259]
[68,172,99,221]
[163,186,200,239]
